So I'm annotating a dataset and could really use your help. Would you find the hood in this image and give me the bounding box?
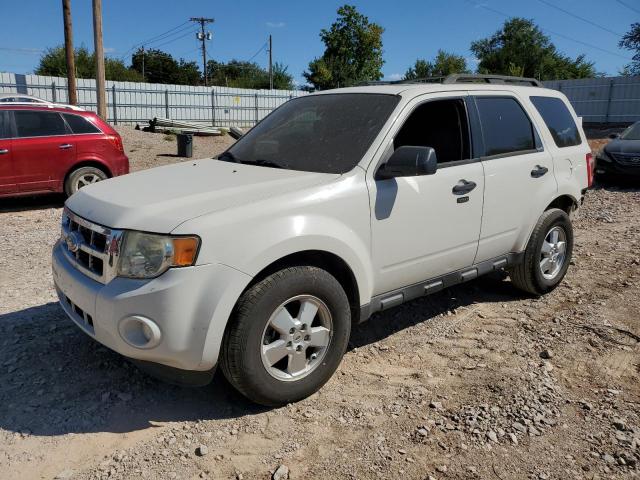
[66,159,339,232]
[605,139,640,154]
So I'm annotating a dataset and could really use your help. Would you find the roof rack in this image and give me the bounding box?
[360,74,543,88]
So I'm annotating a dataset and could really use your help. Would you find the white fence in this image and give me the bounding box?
[0,72,305,128]
[544,76,640,124]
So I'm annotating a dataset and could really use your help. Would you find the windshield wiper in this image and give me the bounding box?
[217,151,239,163]
[240,159,286,169]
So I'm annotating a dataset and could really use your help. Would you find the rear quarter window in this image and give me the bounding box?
[63,114,101,134]
[530,96,581,148]
[14,110,67,137]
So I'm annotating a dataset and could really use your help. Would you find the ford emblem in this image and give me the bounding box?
[65,231,83,253]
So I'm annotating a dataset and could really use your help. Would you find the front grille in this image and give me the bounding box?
[610,152,640,166]
[60,209,123,284]
[58,289,95,334]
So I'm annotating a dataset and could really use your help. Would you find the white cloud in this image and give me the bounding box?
[385,73,402,81]
[104,47,116,54]
[266,21,286,28]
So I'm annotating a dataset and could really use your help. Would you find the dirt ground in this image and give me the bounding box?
[0,128,638,480]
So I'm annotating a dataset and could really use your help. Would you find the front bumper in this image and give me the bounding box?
[52,240,250,371]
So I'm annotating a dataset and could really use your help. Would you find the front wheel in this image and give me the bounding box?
[220,266,351,406]
[510,208,574,296]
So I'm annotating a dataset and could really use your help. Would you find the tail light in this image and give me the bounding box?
[586,152,594,187]
[106,134,124,153]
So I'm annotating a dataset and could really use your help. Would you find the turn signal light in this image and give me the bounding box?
[172,237,200,266]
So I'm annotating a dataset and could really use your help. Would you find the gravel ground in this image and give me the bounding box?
[0,130,638,480]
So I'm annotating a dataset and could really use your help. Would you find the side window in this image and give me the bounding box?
[530,96,581,148]
[475,97,536,157]
[14,111,67,138]
[0,112,8,139]
[394,98,471,164]
[63,114,100,134]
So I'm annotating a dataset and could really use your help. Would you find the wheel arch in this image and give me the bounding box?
[544,194,579,216]
[63,159,113,186]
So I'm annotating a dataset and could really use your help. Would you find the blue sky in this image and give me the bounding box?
[0,0,636,85]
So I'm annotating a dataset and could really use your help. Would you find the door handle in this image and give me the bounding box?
[452,179,477,195]
[59,144,73,150]
[0,149,8,155]
[531,165,549,178]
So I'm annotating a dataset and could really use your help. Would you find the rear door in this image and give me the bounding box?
[0,110,17,195]
[470,92,557,263]
[11,109,76,193]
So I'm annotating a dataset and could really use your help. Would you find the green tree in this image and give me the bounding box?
[36,46,143,81]
[404,50,469,80]
[131,48,200,85]
[303,4,384,90]
[470,18,596,80]
[206,59,294,90]
[619,23,640,75]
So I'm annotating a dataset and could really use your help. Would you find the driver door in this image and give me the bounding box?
[367,93,485,295]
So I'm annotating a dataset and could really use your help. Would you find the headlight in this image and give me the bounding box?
[117,231,200,279]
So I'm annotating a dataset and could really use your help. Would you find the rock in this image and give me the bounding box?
[486,430,498,443]
[512,422,527,433]
[429,401,443,410]
[54,470,75,480]
[436,465,448,473]
[540,349,553,360]
[196,445,208,456]
[417,428,429,437]
[273,465,289,480]
[509,433,518,445]
[603,454,616,465]
[612,419,626,431]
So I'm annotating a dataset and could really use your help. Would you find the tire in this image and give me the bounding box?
[64,166,108,196]
[510,208,574,296]
[220,266,351,407]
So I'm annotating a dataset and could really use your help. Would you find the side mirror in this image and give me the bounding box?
[608,133,620,139]
[376,146,438,180]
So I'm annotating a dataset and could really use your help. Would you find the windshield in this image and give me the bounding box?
[620,122,640,140]
[223,93,400,174]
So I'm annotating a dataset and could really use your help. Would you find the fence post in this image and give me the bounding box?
[211,88,216,126]
[165,89,170,119]
[111,85,118,125]
[605,78,614,124]
[254,93,259,125]
[51,82,57,103]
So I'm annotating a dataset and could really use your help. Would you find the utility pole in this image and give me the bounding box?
[62,0,77,105]
[92,0,106,119]
[190,17,214,86]
[268,34,273,90]
[141,45,145,81]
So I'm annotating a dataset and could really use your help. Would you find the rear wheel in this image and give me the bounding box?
[64,166,108,196]
[220,266,351,406]
[510,208,574,296]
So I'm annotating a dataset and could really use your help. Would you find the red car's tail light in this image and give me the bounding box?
[107,134,124,153]
[585,152,594,187]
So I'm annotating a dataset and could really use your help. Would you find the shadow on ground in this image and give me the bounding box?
[0,274,524,438]
[0,193,65,213]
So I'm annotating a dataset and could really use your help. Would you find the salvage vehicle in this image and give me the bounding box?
[595,121,640,179]
[52,74,591,406]
[0,105,128,197]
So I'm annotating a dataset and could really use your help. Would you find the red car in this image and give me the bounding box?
[0,105,129,198]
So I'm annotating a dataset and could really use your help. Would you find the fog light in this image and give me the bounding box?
[118,315,162,349]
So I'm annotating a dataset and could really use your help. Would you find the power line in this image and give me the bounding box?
[616,0,640,15]
[119,21,191,59]
[247,42,268,63]
[465,0,633,61]
[150,28,198,50]
[535,0,623,37]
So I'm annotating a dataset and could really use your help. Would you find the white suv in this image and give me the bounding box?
[52,75,593,406]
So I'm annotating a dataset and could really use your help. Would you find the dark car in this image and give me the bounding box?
[0,105,129,198]
[595,122,640,179]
